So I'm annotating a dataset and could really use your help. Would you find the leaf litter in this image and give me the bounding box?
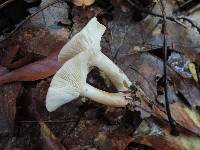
[0,0,200,149]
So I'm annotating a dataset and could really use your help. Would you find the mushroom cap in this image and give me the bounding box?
[46,86,79,112]
[58,17,106,64]
[46,52,89,112]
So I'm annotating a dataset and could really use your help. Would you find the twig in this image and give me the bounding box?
[126,0,200,34]
[0,0,15,9]
[160,0,179,136]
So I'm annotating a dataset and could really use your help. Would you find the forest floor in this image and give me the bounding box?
[0,0,200,150]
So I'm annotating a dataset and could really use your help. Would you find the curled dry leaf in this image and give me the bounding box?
[0,52,61,86]
[134,119,200,150]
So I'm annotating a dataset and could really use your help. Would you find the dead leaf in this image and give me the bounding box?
[110,134,134,150]
[134,119,200,150]
[7,54,36,70]
[16,28,69,56]
[0,65,8,76]
[0,52,61,85]
[119,52,200,136]
[0,82,22,136]
[0,45,20,67]
[170,102,200,136]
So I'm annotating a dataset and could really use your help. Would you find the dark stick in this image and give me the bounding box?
[126,0,200,34]
[160,0,179,136]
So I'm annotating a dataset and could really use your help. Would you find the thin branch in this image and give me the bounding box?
[160,0,179,136]
[126,0,200,34]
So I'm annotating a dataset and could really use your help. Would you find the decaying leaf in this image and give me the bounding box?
[0,52,61,85]
[134,119,200,150]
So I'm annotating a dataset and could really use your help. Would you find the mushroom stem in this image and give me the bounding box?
[82,83,129,107]
[93,53,132,91]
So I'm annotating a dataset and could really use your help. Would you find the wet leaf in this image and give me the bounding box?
[0,52,61,85]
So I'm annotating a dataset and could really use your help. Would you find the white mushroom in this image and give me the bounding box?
[46,17,133,112]
[58,17,132,91]
[46,51,132,112]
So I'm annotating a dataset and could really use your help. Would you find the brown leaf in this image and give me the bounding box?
[172,77,200,109]
[0,65,8,76]
[119,53,200,136]
[0,52,61,85]
[110,135,134,150]
[7,54,36,70]
[134,119,200,150]
[170,102,200,136]
[0,82,22,135]
[173,45,200,67]
[0,45,20,67]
